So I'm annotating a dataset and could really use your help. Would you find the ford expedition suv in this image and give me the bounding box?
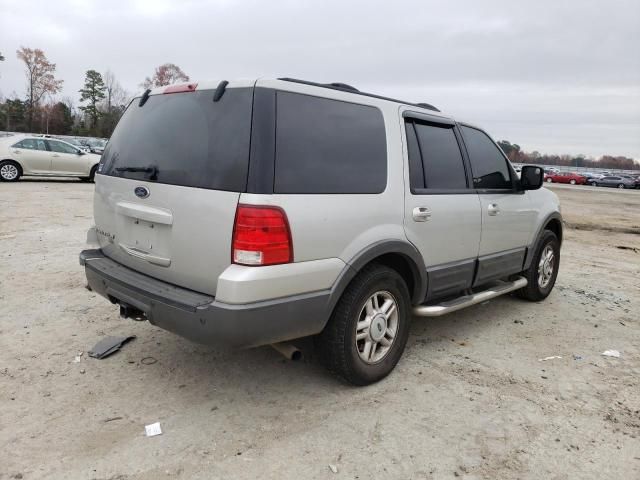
[80,78,562,385]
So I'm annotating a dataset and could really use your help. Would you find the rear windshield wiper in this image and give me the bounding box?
[115,165,158,180]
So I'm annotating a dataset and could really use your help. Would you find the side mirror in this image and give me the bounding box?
[77,149,85,155]
[520,166,544,190]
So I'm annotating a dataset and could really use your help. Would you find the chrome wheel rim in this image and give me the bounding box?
[355,291,399,364]
[0,164,18,180]
[537,245,555,288]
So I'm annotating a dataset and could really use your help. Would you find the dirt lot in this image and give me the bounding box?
[1,180,639,480]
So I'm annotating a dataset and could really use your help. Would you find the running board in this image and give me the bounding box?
[413,276,528,317]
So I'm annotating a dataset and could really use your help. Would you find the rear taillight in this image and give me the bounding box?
[232,205,293,266]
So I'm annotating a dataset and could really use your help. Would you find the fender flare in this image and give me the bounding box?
[323,240,428,323]
[523,212,563,270]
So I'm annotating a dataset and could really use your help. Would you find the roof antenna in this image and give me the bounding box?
[139,89,151,107]
[213,80,229,102]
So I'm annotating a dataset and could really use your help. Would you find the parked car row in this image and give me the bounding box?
[542,168,639,189]
[0,134,101,182]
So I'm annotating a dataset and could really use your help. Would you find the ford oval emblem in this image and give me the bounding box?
[134,186,150,199]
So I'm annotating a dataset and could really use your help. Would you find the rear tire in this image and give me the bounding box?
[590,181,597,186]
[0,160,22,182]
[570,179,576,185]
[316,263,411,386]
[618,184,625,189]
[546,178,553,183]
[517,230,560,302]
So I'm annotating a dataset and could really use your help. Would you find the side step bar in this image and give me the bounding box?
[413,276,528,317]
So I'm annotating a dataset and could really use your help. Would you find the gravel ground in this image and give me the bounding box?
[1,179,639,480]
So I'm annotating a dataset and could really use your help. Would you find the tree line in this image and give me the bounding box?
[497,140,638,171]
[0,47,189,138]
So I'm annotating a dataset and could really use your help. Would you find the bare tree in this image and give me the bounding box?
[16,47,63,131]
[141,63,189,89]
[103,69,128,111]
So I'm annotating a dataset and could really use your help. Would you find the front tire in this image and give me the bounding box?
[590,181,598,186]
[569,179,576,185]
[618,184,625,189]
[79,165,98,183]
[316,263,411,386]
[517,230,560,302]
[546,178,553,183]
[0,160,22,182]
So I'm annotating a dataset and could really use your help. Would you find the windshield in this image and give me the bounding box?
[99,88,253,191]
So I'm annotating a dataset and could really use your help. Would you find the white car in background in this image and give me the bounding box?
[0,135,101,182]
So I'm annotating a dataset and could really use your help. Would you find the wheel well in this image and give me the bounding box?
[545,218,563,245]
[370,253,418,302]
[1,159,23,174]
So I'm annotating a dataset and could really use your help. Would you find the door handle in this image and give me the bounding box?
[412,206,432,222]
[488,204,500,216]
[52,154,60,157]
[13,150,20,154]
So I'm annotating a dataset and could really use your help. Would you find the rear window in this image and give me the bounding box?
[274,91,387,194]
[100,88,253,191]
[406,120,468,190]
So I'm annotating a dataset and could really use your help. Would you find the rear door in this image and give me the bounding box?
[46,139,87,175]
[402,112,481,300]
[459,125,536,285]
[11,138,51,173]
[94,84,254,295]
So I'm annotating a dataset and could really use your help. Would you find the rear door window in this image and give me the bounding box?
[405,120,468,191]
[14,138,48,151]
[100,88,253,191]
[460,126,512,190]
[274,91,387,194]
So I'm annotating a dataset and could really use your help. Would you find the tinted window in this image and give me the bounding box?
[100,88,253,191]
[48,140,78,154]
[407,121,467,190]
[14,138,47,151]
[461,126,512,189]
[274,92,386,194]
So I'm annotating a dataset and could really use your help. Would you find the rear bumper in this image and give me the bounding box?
[80,249,330,348]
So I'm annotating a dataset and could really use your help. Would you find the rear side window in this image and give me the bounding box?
[405,120,467,190]
[274,92,387,194]
[460,126,512,189]
[100,88,253,191]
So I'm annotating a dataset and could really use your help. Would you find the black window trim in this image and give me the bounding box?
[403,113,474,195]
[456,122,521,194]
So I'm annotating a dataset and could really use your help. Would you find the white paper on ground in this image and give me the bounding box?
[601,350,621,358]
[145,422,162,437]
[538,356,562,361]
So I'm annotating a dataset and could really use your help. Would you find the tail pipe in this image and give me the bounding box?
[270,342,302,361]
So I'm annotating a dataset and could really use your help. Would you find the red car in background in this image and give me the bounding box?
[544,171,587,185]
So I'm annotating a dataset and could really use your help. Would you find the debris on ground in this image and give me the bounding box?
[73,352,83,363]
[141,356,157,365]
[145,422,162,437]
[328,464,338,474]
[572,355,583,360]
[538,356,562,362]
[88,335,136,359]
[601,350,621,358]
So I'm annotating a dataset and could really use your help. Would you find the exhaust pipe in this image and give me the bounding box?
[271,342,302,361]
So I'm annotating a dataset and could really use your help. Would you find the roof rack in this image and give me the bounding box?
[278,77,440,112]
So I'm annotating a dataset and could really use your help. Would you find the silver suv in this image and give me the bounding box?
[80,78,562,385]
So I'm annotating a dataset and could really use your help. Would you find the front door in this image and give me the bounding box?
[46,139,87,175]
[401,112,481,301]
[458,125,536,286]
